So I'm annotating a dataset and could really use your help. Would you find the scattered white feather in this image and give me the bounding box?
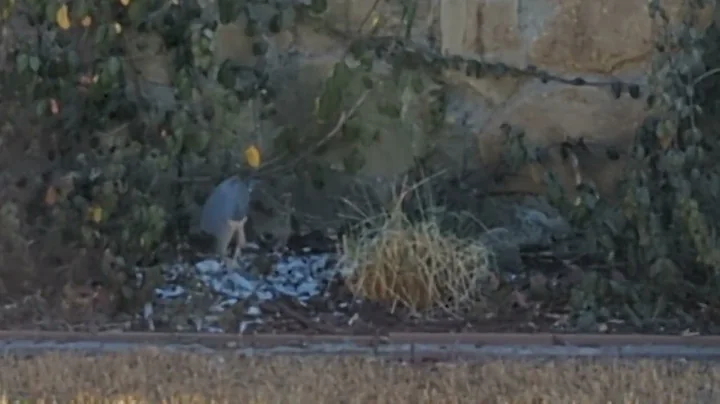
[153,250,344,332]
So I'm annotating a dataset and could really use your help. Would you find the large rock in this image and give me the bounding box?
[438,0,712,198]
[120,0,715,233]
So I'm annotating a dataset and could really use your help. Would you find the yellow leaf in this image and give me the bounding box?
[113,22,122,34]
[88,205,103,223]
[1,0,15,20]
[370,13,380,29]
[244,145,261,168]
[120,0,130,6]
[56,4,71,30]
[44,186,58,206]
[659,134,672,150]
[50,98,60,115]
[81,15,91,27]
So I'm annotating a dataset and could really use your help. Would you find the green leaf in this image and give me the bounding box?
[342,148,365,174]
[70,0,89,20]
[308,0,328,14]
[185,130,209,152]
[218,0,242,24]
[95,25,108,45]
[15,53,28,73]
[316,62,354,121]
[44,2,58,24]
[359,53,374,71]
[276,7,296,31]
[35,99,47,117]
[410,76,425,93]
[377,102,401,118]
[361,75,374,89]
[29,55,40,72]
[107,57,121,76]
[127,1,149,26]
[66,51,80,70]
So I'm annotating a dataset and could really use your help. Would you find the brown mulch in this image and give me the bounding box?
[0,234,712,336]
[0,290,557,335]
[0,257,671,336]
[0,350,716,402]
[0,233,565,334]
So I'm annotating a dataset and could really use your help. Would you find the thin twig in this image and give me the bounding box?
[356,0,383,36]
[255,0,382,175]
[258,90,371,176]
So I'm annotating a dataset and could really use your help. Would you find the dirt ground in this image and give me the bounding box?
[0,351,716,403]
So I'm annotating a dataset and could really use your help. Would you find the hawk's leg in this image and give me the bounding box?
[231,217,248,261]
[215,225,234,258]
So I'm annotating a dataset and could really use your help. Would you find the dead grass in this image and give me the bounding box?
[339,209,492,314]
[0,351,716,403]
[337,176,495,314]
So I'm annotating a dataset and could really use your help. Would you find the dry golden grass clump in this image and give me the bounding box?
[337,194,494,313]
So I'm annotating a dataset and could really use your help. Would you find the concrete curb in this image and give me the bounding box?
[1,331,720,360]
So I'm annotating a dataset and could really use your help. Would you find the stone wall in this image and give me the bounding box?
[117,0,715,234]
[438,0,712,197]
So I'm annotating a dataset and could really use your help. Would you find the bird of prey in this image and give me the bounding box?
[200,176,259,264]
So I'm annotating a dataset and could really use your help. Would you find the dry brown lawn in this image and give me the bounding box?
[0,350,716,403]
